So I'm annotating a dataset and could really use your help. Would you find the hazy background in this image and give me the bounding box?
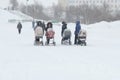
[0,0,57,8]
[1,0,120,24]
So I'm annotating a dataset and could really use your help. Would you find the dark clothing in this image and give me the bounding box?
[61,23,67,37]
[42,22,46,30]
[17,22,22,30]
[18,29,21,34]
[17,22,22,34]
[32,20,35,28]
[35,36,40,42]
[47,38,50,44]
[74,21,81,44]
[62,35,71,41]
[37,21,42,26]
[74,34,78,44]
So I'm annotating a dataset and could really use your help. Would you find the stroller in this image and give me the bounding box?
[78,29,87,46]
[45,28,56,46]
[34,26,44,45]
[61,29,72,45]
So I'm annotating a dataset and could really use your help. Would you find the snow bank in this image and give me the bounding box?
[0,9,21,23]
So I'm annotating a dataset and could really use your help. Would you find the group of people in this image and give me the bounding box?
[61,21,81,45]
[17,20,86,45]
[33,21,55,45]
[33,20,82,45]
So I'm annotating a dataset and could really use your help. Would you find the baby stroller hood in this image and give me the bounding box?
[47,28,53,32]
[78,29,87,37]
[63,29,71,37]
[46,28,55,38]
[78,29,87,46]
[35,26,44,37]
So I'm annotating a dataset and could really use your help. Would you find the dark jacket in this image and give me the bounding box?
[17,22,22,30]
[75,21,81,35]
[61,22,67,36]
[42,22,45,30]
[32,20,35,28]
[34,21,43,30]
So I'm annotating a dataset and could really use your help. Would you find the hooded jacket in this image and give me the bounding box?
[46,22,53,31]
[75,21,81,35]
[17,22,22,29]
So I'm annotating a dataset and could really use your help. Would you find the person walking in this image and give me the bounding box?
[17,22,22,34]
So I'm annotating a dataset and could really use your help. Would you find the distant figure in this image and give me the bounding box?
[34,21,44,45]
[45,22,55,45]
[74,21,81,44]
[42,21,46,30]
[61,21,67,37]
[32,20,35,28]
[17,22,22,34]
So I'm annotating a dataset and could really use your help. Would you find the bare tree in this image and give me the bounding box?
[19,1,120,23]
[9,0,18,10]
[20,2,50,20]
[66,6,81,22]
[113,10,120,21]
[52,4,64,21]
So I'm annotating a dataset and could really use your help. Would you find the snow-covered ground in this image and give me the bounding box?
[0,9,120,80]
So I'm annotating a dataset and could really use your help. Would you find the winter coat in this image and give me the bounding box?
[74,21,81,35]
[61,23,67,36]
[46,22,53,31]
[17,22,22,30]
[42,22,46,30]
[45,28,55,38]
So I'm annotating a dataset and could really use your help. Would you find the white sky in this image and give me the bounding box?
[0,0,58,8]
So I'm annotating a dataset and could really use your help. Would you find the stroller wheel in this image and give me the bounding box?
[77,40,80,45]
[53,42,56,46]
[81,43,83,46]
[69,41,72,45]
[34,41,40,46]
[84,42,87,46]
[41,41,44,46]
